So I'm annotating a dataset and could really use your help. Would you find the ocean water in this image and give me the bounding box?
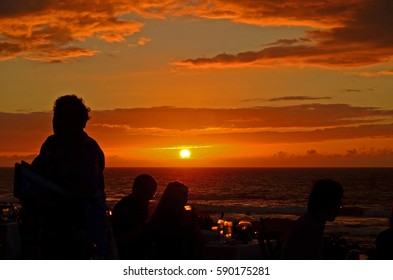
[2,167,393,248]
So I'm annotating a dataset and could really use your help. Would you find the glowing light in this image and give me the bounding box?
[180,149,191,159]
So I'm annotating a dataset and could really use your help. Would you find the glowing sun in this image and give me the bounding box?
[180,149,191,159]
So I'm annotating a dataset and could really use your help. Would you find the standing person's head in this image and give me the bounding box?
[52,95,90,136]
[307,179,344,222]
[132,174,158,202]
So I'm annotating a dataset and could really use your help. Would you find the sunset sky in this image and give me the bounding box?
[1,0,393,167]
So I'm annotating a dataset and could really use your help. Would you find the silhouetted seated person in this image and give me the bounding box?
[20,95,106,259]
[111,174,157,259]
[281,179,344,260]
[374,204,393,259]
[146,181,204,259]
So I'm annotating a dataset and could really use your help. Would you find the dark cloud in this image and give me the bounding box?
[88,104,393,130]
[344,89,362,92]
[174,0,393,69]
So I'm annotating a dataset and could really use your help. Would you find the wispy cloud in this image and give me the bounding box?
[242,96,332,103]
[153,145,213,150]
[341,88,376,93]
[137,37,151,46]
[359,70,393,77]
[129,37,152,47]
[172,0,356,28]
[208,148,393,168]
[267,96,332,102]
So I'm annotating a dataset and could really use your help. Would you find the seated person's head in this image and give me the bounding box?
[307,179,343,222]
[161,181,188,210]
[132,174,158,201]
[53,95,90,136]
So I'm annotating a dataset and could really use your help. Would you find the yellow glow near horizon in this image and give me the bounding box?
[180,149,191,159]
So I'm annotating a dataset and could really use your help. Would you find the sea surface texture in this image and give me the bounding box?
[2,167,393,247]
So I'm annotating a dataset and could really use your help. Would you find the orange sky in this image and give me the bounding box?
[1,0,393,167]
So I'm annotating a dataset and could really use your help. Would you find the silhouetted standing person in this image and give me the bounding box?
[281,179,344,260]
[21,95,107,259]
[111,174,157,259]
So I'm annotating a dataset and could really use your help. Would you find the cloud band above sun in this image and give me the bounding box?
[2,103,393,148]
[1,102,393,166]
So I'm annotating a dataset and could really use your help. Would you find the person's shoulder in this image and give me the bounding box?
[83,133,100,146]
[377,227,393,241]
[118,195,133,205]
[38,134,57,150]
[375,227,393,260]
[291,214,324,236]
[83,132,104,154]
[113,195,132,212]
[42,134,56,144]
